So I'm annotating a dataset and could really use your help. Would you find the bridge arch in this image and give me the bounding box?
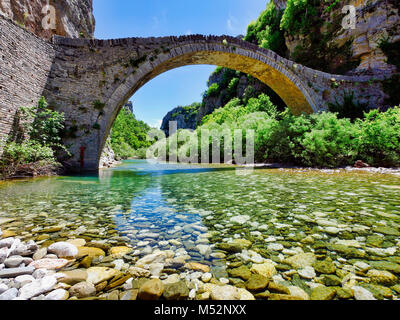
[100,36,320,167]
[49,35,334,171]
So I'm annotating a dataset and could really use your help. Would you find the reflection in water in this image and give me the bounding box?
[0,160,400,271]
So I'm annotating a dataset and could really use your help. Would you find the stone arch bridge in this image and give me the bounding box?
[0,17,385,171]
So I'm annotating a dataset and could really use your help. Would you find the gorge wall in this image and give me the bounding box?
[161,104,199,136]
[0,0,95,40]
[272,0,399,74]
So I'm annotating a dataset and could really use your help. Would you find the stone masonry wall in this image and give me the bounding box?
[0,15,56,147]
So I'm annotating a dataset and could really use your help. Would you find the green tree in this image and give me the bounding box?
[110,107,153,159]
[244,1,287,56]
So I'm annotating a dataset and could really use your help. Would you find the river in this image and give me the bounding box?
[1,160,400,299]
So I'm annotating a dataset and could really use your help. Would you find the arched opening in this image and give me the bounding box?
[100,63,290,167]
[98,41,318,168]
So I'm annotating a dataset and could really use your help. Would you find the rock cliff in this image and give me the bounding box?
[196,68,285,124]
[0,0,95,40]
[272,0,399,75]
[161,104,200,137]
[99,137,117,169]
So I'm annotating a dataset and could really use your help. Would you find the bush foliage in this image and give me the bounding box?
[110,106,153,160]
[0,97,66,178]
[155,93,400,168]
[245,1,287,56]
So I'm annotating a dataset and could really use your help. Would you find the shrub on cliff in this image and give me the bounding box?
[205,83,221,98]
[280,0,318,35]
[245,1,287,56]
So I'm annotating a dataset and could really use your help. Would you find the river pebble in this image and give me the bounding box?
[0,164,399,300]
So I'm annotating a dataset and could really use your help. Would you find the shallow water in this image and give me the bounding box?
[0,160,400,275]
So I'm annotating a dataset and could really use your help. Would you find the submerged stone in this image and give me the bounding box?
[313,258,336,274]
[245,274,269,291]
[284,253,316,269]
[138,279,164,300]
[210,285,240,300]
[366,269,398,286]
[310,286,336,300]
[373,226,400,236]
[368,261,400,274]
[163,281,189,300]
[327,244,366,259]
[228,266,251,281]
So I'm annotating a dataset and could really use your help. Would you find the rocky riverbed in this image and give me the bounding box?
[0,223,399,300]
[0,161,399,300]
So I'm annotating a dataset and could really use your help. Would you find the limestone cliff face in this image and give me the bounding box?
[332,0,399,73]
[0,0,95,40]
[161,105,199,137]
[273,0,399,75]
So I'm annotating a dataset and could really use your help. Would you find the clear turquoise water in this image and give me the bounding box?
[0,160,400,268]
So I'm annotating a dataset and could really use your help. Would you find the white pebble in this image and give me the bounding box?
[0,283,8,294]
[201,273,212,283]
[15,275,35,287]
[298,266,316,279]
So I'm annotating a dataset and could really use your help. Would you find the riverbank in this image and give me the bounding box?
[2,159,400,182]
[243,163,400,176]
[0,161,63,181]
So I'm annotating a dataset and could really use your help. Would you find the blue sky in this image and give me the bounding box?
[93,0,268,127]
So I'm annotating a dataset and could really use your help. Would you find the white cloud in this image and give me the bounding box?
[227,14,239,32]
[150,119,162,129]
[152,9,168,30]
